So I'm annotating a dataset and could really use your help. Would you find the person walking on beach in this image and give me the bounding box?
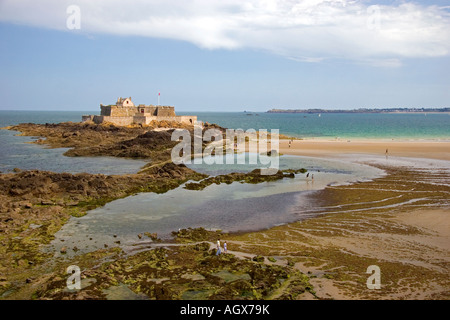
[224,241,227,254]
[216,238,221,255]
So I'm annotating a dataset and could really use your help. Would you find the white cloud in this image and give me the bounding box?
[1,0,449,66]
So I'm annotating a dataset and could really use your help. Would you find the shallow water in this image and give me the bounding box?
[0,129,148,174]
[48,154,384,256]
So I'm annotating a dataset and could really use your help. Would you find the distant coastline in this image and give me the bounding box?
[267,107,450,114]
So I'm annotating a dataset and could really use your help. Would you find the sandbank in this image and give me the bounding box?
[280,138,450,161]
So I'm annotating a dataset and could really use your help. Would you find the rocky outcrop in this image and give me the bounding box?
[8,121,227,167]
[0,163,207,299]
[183,168,307,191]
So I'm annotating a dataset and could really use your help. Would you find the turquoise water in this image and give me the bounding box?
[1,110,447,173]
[1,110,448,140]
[186,112,450,140]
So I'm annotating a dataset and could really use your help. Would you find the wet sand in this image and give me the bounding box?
[280,139,450,161]
[227,139,450,299]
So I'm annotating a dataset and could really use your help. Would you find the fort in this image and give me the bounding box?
[82,97,197,126]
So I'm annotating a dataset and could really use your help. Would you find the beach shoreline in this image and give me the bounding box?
[238,138,449,299]
[227,160,449,299]
[279,138,450,161]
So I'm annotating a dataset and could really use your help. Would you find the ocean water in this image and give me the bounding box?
[186,111,450,140]
[0,111,148,174]
[1,110,448,140]
[0,109,447,175]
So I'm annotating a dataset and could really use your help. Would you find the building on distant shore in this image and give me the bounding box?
[82,97,197,126]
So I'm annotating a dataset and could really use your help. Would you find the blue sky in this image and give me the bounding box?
[0,0,449,112]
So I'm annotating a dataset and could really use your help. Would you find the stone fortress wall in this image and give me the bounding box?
[82,97,197,126]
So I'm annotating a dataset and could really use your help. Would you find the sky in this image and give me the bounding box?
[0,0,449,112]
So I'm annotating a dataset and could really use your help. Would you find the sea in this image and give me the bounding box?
[2,110,448,174]
[1,110,448,254]
[1,110,449,140]
[192,111,450,140]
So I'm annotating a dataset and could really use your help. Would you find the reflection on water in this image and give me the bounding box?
[47,154,384,256]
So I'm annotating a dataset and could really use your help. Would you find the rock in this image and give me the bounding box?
[13,168,22,173]
[73,246,79,252]
[137,233,142,239]
[144,232,158,240]
[41,200,54,206]
[286,259,295,267]
[194,242,210,251]
[26,278,32,283]
[24,203,32,209]
[252,255,265,263]
[60,247,67,254]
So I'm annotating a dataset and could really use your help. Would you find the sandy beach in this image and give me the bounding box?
[225,138,450,299]
[280,139,450,161]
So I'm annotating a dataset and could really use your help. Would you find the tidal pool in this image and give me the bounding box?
[47,154,384,256]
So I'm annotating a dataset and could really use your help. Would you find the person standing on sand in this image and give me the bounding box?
[216,238,221,255]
